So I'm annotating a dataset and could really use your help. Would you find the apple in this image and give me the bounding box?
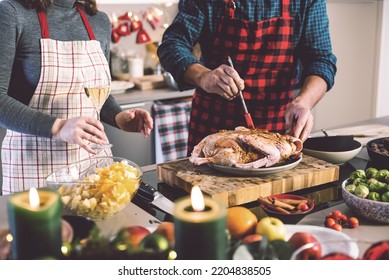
[255,217,286,241]
[288,232,322,260]
[121,226,150,249]
[242,234,263,244]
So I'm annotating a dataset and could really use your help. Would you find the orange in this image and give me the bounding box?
[226,206,258,239]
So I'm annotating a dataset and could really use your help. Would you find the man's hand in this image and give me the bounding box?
[184,63,245,100]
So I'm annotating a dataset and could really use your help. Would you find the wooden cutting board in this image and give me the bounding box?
[157,155,339,207]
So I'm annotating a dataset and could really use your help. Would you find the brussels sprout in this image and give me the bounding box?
[354,185,369,198]
[345,184,356,194]
[349,170,366,181]
[353,178,367,186]
[365,167,378,179]
[381,192,389,203]
[367,192,380,201]
[375,169,389,182]
[367,178,386,193]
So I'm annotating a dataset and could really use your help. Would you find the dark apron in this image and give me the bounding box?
[187,0,296,155]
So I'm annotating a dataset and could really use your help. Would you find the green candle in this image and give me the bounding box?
[7,188,62,259]
[174,186,227,260]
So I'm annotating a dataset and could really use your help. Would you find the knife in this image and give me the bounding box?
[137,182,174,216]
[227,56,255,129]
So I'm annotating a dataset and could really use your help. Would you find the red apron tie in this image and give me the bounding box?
[37,5,96,40]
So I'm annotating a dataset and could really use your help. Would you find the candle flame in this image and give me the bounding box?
[191,186,205,211]
[29,187,40,209]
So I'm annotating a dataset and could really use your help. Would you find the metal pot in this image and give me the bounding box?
[163,72,179,90]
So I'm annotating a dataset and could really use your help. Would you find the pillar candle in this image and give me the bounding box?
[174,186,227,260]
[7,188,62,259]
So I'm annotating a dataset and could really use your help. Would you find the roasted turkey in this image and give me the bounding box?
[189,127,303,169]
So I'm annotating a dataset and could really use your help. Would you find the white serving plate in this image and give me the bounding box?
[209,157,302,176]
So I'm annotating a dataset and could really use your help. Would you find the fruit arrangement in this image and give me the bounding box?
[344,168,389,202]
[61,222,175,260]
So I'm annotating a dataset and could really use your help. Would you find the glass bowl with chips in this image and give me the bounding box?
[46,156,142,220]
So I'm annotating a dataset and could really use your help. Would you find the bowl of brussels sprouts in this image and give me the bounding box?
[342,168,389,224]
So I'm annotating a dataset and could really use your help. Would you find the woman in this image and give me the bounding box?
[158,0,337,155]
[0,0,153,194]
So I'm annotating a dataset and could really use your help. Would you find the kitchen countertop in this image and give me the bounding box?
[111,87,194,105]
[1,115,388,258]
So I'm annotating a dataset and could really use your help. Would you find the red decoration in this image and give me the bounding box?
[136,27,151,44]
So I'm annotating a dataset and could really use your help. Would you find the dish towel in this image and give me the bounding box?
[152,98,192,163]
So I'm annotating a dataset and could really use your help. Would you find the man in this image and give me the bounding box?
[158,0,337,155]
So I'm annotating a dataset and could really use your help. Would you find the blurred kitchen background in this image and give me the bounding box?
[0,0,388,187]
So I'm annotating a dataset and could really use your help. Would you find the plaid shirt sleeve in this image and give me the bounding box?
[296,0,337,90]
[158,0,337,91]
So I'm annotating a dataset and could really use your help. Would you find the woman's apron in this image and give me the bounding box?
[187,0,296,155]
[1,5,111,194]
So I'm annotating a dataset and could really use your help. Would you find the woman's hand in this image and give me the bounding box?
[51,116,109,154]
[115,108,154,137]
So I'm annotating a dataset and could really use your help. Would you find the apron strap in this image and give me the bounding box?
[36,5,96,40]
[75,5,96,40]
[282,0,291,18]
[224,0,236,19]
[37,11,50,39]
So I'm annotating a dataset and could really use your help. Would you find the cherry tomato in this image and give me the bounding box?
[348,217,359,228]
[340,214,348,225]
[325,217,336,228]
[330,223,342,232]
[297,202,309,212]
[331,210,342,220]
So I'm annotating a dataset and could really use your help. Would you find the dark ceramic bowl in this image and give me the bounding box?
[303,137,362,164]
[304,135,357,152]
[366,137,389,168]
[259,194,314,224]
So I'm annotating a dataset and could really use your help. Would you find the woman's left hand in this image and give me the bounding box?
[115,108,154,137]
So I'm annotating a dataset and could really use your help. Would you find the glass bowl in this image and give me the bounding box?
[46,156,142,220]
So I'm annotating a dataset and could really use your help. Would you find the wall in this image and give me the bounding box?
[376,0,389,117]
[311,1,383,131]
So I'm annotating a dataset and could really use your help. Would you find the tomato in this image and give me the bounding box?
[297,202,309,211]
[339,214,348,225]
[331,210,342,220]
[325,217,336,228]
[348,217,359,228]
[330,223,342,232]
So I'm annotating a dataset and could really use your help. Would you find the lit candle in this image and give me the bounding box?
[174,186,227,260]
[7,188,62,259]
